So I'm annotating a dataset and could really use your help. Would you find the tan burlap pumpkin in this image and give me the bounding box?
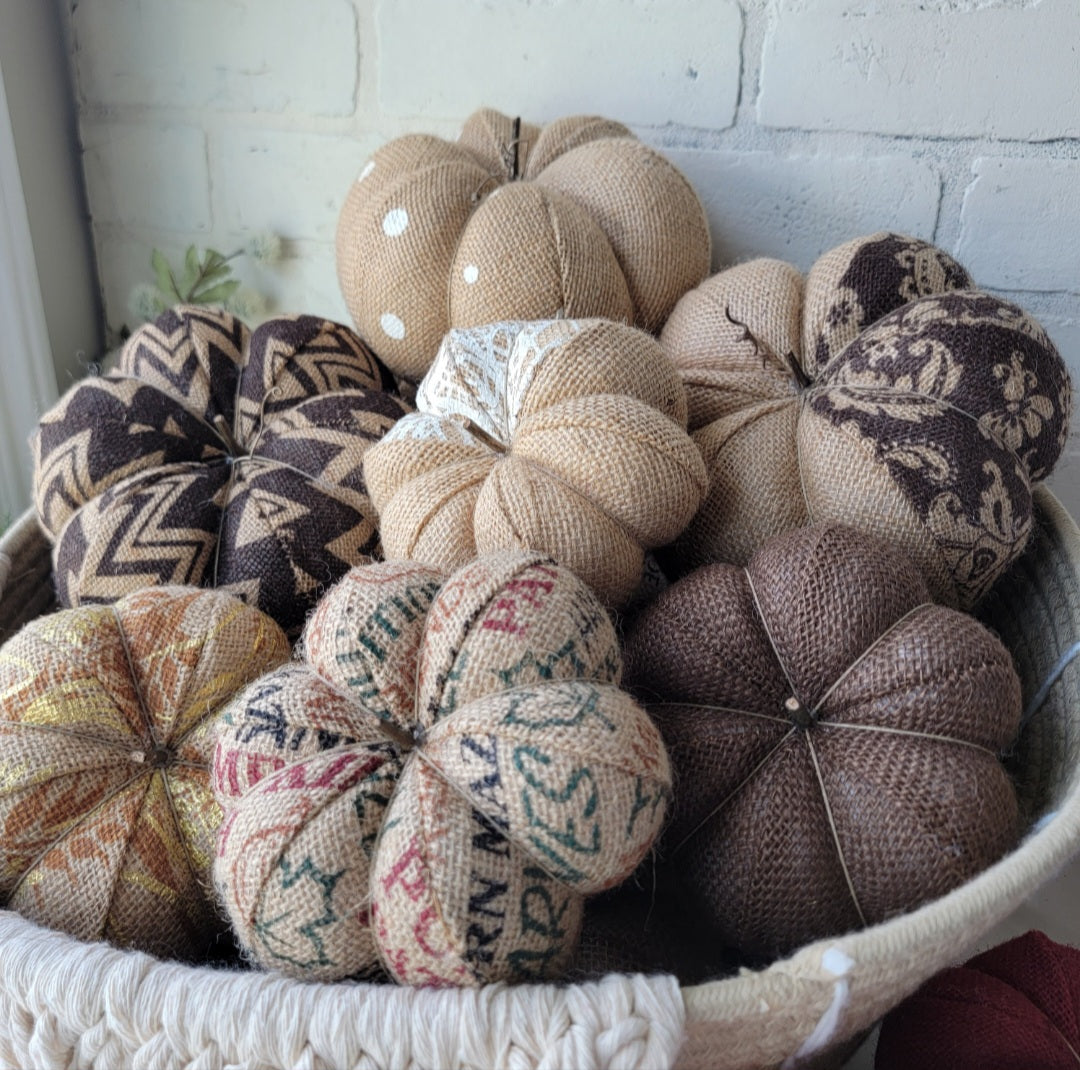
[661,232,1072,608]
[0,585,290,960]
[362,318,708,607]
[335,108,712,380]
[32,305,409,635]
[624,523,1022,964]
[213,552,670,986]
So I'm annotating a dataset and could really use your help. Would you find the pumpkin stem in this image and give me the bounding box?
[783,694,816,729]
[212,414,244,457]
[724,307,811,390]
[510,116,522,180]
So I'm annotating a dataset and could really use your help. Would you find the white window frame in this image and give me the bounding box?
[0,59,59,521]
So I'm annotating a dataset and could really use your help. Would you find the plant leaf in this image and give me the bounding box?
[192,279,242,305]
[151,249,180,300]
[178,245,201,299]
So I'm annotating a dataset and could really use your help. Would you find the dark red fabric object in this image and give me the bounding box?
[875,930,1080,1069]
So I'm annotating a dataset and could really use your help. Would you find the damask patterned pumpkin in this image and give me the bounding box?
[33,305,409,635]
[336,108,712,380]
[213,552,671,986]
[362,318,708,607]
[624,524,1022,962]
[661,232,1072,608]
[0,586,289,960]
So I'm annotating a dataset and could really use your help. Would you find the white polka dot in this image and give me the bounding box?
[358,160,375,182]
[380,312,406,340]
[382,208,409,236]
[463,264,479,285]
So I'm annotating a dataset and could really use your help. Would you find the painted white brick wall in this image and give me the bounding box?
[62,0,1080,512]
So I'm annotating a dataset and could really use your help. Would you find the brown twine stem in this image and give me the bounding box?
[805,730,868,928]
[671,727,797,856]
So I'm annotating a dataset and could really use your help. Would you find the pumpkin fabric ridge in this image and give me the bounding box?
[662,232,1072,608]
[624,523,1022,963]
[336,107,712,380]
[213,551,671,986]
[33,305,410,635]
[0,585,290,961]
[363,317,708,608]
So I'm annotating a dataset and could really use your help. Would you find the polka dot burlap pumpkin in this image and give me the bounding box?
[362,317,708,608]
[213,552,671,985]
[33,305,410,636]
[0,586,289,960]
[624,524,1022,963]
[661,232,1072,608]
[335,108,712,380]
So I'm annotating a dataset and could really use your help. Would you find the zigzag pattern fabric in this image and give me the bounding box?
[33,306,409,635]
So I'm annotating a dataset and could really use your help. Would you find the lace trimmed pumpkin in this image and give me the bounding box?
[362,318,708,608]
[213,552,670,985]
[661,232,1072,608]
[33,305,410,635]
[336,108,712,380]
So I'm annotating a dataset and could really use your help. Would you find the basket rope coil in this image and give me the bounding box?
[1,486,1079,1070]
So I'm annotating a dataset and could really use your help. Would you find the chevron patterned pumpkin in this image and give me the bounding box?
[32,306,410,636]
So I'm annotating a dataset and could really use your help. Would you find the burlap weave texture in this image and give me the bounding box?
[336,108,711,380]
[662,232,1072,608]
[33,305,409,635]
[625,524,1021,963]
[0,586,289,960]
[364,318,707,607]
[213,551,670,986]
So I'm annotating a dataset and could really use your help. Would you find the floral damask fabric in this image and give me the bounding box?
[661,234,1072,608]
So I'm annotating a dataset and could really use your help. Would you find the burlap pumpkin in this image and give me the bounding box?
[33,305,409,635]
[875,931,1080,1069]
[213,551,670,986]
[0,585,289,960]
[662,232,1072,608]
[362,318,708,607]
[335,108,712,380]
[624,524,1022,964]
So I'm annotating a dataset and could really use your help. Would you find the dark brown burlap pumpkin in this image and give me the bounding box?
[32,305,409,636]
[624,524,1022,963]
[662,232,1072,609]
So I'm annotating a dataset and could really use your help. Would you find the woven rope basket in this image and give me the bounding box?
[2,487,1079,1070]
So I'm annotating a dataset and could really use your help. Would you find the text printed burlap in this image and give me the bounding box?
[662,232,1072,608]
[364,318,707,607]
[33,305,409,635]
[336,108,711,380]
[0,586,289,959]
[213,551,670,985]
[625,524,1021,963]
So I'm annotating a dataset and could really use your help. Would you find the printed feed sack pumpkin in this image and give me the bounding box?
[33,305,410,636]
[661,232,1072,608]
[213,552,671,986]
[0,586,289,960]
[336,107,712,380]
[624,524,1021,963]
[362,318,708,608]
